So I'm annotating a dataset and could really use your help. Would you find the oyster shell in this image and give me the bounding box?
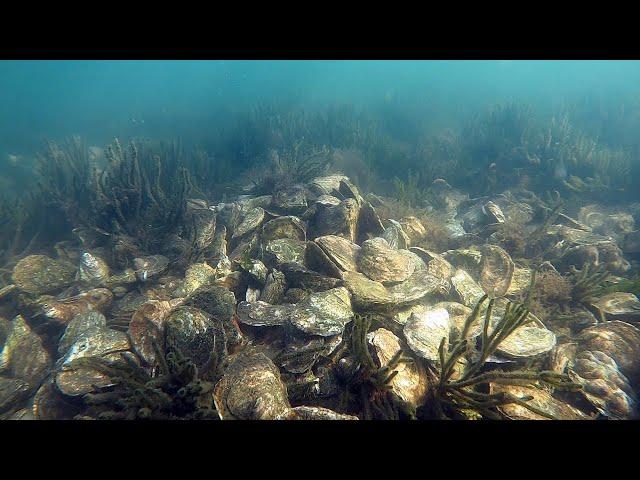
[589,292,640,324]
[367,328,428,407]
[0,315,51,387]
[232,207,265,239]
[403,307,451,363]
[262,216,306,242]
[479,245,514,298]
[133,255,170,282]
[489,383,589,420]
[570,350,637,419]
[577,321,640,385]
[287,287,353,336]
[264,238,307,266]
[12,255,76,295]
[213,349,291,420]
[357,237,415,284]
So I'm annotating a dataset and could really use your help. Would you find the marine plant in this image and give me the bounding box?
[75,337,218,420]
[338,314,416,420]
[430,295,581,420]
[246,141,333,195]
[567,263,610,305]
[91,138,191,253]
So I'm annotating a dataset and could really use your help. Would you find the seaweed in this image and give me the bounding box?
[337,314,416,420]
[430,295,581,420]
[568,263,611,305]
[75,338,218,420]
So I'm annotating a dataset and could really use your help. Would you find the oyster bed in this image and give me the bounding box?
[1,173,640,420]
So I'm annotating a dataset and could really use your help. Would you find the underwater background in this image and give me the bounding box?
[3,60,640,420]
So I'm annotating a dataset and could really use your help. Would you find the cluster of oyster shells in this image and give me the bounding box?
[1,173,640,420]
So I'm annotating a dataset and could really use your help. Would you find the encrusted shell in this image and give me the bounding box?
[403,307,451,363]
[262,216,306,242]
[570,350,637,419]
[367,328,428,407]
[489,383,589,420]
[12,255,76,295]
[213,349,291,420]
[357,237,415,284]
[287,287,353,336]
[479,245,514,298]
[232,207,265,239]
[589,292,640,324]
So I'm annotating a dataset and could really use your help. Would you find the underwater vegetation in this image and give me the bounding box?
[2,97,640,420]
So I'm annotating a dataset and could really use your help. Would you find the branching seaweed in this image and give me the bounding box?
[431,295,581,420]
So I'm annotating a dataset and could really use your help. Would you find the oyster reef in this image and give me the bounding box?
[2,60,640,420]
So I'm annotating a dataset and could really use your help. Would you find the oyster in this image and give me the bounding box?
[165,306,226,375]
[38,288,113,325]
[262,216,306,242]
[134,255,170,282]
[489,383,589,420]
[270,185,308,214]
[577,321,640,385]
[55,325,131,397]
[403,307,451,363]
[128,299,183,366]
[0,376,31,415]
[0,315,51,387]
[232,207,265,239]
[451,269,485,307]
[367,328,428,407]
[494,324,556,359]
[175,262,217,297]
[280,262,341,292]
[305,241,344,278]
[356,201,385,241]
[213,349,291,420]
[237,301,295,327]
[12,255,76,295]
[310,198,359,242]
[357,237,415,284]
[260,269,287,304]
[264,238,307,266]
[399,217,426,245]
[570,350,637,419]
[478,245,514,298]
[78,251,110,285]
[314,235,360,272]
[287,287,353,336]
[58,311,107,356]
[589,292,640,324]
[381,219,411,250]
[275,406,358,420]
